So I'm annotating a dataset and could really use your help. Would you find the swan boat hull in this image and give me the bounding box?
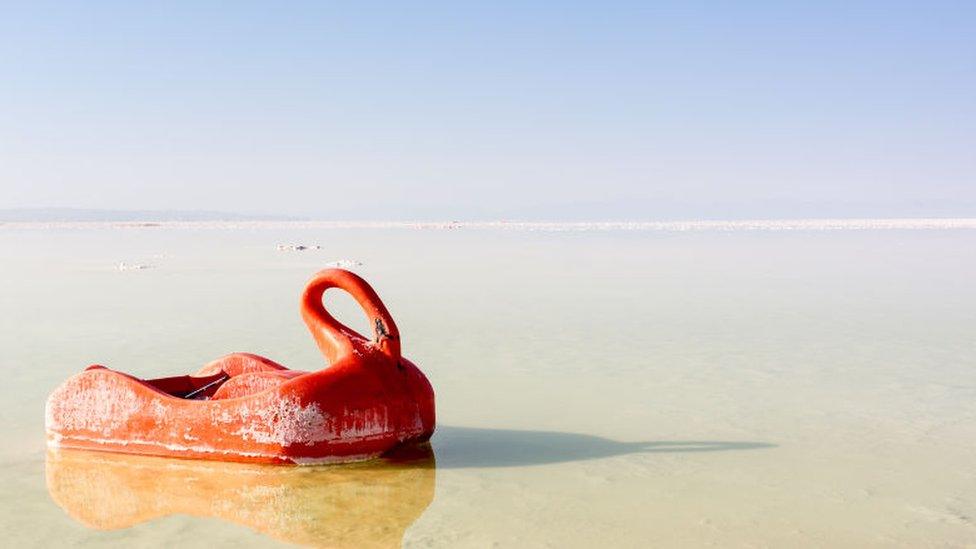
[45,269,436,465]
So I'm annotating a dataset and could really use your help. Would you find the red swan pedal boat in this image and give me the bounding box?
[45,268,436,465]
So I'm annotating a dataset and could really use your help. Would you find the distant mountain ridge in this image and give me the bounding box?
[0,208,299,222]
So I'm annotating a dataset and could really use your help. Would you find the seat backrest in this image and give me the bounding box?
[210,370,307,400]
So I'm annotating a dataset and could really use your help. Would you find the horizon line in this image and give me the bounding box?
[3,218,976,231]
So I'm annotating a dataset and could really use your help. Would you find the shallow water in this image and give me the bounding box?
[1,225,974,547]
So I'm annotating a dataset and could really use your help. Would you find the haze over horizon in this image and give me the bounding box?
[2,2,974,220]
[3,207,976,224]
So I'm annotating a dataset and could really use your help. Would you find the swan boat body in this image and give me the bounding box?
[45,269,436,465]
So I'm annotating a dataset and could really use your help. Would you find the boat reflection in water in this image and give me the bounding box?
[46,444,435,548]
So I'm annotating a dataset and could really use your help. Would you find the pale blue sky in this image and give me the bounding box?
[1,1,974,219]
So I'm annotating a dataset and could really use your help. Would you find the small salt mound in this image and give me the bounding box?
[325,259,363,268]
[276,244,321,251]
[117,262,154,272]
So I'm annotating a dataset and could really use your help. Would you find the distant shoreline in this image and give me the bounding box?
[0,208,297,223]
[2,219,975,231]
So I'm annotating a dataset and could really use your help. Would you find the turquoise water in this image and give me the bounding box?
[1,225,974,547]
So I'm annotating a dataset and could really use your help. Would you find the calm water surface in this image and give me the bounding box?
[1,226,974,547]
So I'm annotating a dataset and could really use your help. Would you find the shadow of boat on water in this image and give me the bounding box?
[46,427,774,546]
[432,426,776,468]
